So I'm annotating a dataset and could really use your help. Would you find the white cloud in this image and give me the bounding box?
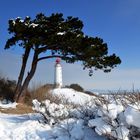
[62,63,140,90]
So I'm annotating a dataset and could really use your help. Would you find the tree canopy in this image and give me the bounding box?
[5,13,121,102]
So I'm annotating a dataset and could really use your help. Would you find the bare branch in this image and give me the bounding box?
[37,55,71,62]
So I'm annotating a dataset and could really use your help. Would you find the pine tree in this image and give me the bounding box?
[5,13,121,102]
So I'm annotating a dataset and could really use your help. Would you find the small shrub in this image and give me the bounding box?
[68,84,84,92]
[0,76,16,101]
[84,90,96,95]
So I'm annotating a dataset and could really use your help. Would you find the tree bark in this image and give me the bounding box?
[16,50,38,102]
[14,46,31,100]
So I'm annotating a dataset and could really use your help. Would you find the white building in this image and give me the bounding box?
[54,58,63,88]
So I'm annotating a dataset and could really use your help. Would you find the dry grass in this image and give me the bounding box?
[24,83,62,105]
[0,103,35,114]
[24,84,53,105]
[31,84,53,101]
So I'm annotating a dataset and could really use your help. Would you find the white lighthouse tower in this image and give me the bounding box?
[54,58,63,88]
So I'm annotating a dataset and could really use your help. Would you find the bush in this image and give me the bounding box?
[68,84,84,92]
[0,76,16,101]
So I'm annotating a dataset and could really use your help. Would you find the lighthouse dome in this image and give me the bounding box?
[56,58,61,64]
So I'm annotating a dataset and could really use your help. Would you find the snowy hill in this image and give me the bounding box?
[0,88,140,140]
[51,88,94,104]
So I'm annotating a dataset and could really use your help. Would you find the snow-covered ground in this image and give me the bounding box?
[0,88,140,140]
[0,100,17,108]
[0,112,105,140]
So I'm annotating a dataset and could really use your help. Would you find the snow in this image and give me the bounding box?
[0,88,140,140]
[88,117,129,139]
[19,19,24,23]
[91,44,95,47]
[32,99,41,112]
[29,23,38,28]
[97,103,124,120]
[124,105,140,128]
[10,19,15,25]
[0,101,17,109]
[0,113,52,140]
[57,32,66,35]
[88,118,112,135]
[112,126,129,140]
[16,17,21,19]
[0,113,105,140]
[51,88,93,105]
[76,34,81,37]
[26,16,30,18]
[33,99,69,119]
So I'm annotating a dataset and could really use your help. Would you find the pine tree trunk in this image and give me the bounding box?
[14,47,31,100]
[16,50,38,102]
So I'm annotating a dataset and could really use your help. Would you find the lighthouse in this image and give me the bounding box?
[54,58,63,88]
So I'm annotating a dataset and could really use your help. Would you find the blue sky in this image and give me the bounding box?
[0,0,140,90]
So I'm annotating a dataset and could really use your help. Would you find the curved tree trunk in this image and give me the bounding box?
[16,50,38,102]
[15,47,31,100]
